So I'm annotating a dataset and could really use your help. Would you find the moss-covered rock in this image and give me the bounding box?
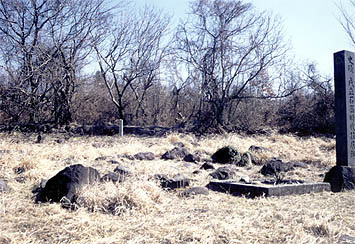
[211,146,241,164]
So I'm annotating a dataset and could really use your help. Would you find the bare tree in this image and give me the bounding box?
[0,0,112,128]
[174,0,289,131]
[94,5,171,123]
[338,0,355,46]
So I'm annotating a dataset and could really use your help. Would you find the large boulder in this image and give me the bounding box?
[161,147,189,160]
[324,166,355,192]
[36,164,100,203]
[211,146,241,165]
[260,158,294,176]
[210,165,238,180]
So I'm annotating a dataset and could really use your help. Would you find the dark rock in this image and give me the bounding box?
[36,164,100,203]
[122,154,135,160]
[161,147,189,160]
[182,187,209,197]
[109,160,121,164]
[15,176,26,183]
[154,174,190,190]
[36,134,43,143]
[95,156,110,161]
[210,166,238,180]
[211,146,241,164]
[0,179,9,192]
[183,153,200,163]
[101,172,121,183]
[290,161,308,168]
[193,170,201,174]
[56,139,65,144]
[113,165,132,177]
[237,152,252,167]
[248,145,268,152]
[0,149,10,154]
[324,166,355,192]
[260,158,294,176]
[14,166,25,174]
[200,162,215,170]
[134,152,155,161]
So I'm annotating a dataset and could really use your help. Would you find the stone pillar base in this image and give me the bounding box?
[324,166,355,192]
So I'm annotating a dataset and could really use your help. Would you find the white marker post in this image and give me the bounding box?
[119,119,123,137]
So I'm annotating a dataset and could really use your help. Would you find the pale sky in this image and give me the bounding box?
[133,0,354,77]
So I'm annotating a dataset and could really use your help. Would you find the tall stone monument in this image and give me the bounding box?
[324,50,355,191]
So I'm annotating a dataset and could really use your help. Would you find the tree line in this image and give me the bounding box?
[0,0,351,135]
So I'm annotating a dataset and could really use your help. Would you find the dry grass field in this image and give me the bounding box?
[0,131,354,244]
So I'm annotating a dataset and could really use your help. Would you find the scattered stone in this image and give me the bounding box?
[101,172,121,183]
[210,165,238,180]
[95,156,110,161]
[134,152,155,161]
[0,179,9,192]
[248,145,268,152]
[0,149,10,154]
[324,166,355,192]
[15,176,26,183]
[237,152,252,167]
[113,165,132,177]
[122,154,135,160]
[36,134,43,143]
[290,161,308,168]
[154,174,190,190]
[183,153,200,163]
[161,147,189,160]
[211,146,241,164]
[109,160,121,164]
[182,187,209,197]
[14,166,26,174]
[55,139,65,144]
[260,158,294,176]
[200,162,215,170]
[36,164,100,203]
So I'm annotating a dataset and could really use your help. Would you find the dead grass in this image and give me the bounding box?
[0,131,353,244]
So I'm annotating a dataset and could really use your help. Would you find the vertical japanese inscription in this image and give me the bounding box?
[335,50,355,166]
[347,52,355,164]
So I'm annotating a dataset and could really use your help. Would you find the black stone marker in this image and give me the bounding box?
[324,50,355,192]
[334,50,355,166]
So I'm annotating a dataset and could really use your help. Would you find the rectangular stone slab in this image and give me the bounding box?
[207,181,331,197]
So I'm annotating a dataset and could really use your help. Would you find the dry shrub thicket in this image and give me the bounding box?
[0,131,354,243]
[0,0,335,135]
